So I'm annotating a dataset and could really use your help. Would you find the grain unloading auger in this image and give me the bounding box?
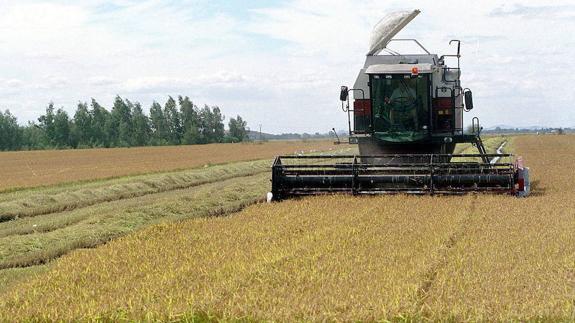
[270,9,530,201]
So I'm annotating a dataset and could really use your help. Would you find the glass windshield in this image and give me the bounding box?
[371,74,429,142]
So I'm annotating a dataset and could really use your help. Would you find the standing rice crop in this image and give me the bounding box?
[0,195,474,321]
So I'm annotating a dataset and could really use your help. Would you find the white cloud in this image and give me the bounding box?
[0,78,24,89]
[0,0,573,132]
[88,76,119,87]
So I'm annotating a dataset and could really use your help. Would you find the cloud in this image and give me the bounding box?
[0,78,24,89]
[88,77,120,87]
[489,4,575,19]
[121,71,248,93]
[35,76,69,90]
[0,0,573,131]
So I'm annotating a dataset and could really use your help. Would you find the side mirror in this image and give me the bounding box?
[464,90,473,110]
[340,86,349,101]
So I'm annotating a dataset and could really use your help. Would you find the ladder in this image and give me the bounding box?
[472,117,490,164]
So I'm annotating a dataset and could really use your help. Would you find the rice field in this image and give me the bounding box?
[0,135,572,321]
[0,159,273,222]
[0,145,355,276]
[0,140,338,191]
[0,173,270,270]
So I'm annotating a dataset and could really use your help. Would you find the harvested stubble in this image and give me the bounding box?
[0,140,339,191]
[455,135,507,154]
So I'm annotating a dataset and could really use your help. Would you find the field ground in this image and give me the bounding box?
[0,140,338,191]
[2,135,562,321]
[0,141,355,291]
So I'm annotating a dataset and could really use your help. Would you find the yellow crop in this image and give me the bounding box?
[0,135,573,321]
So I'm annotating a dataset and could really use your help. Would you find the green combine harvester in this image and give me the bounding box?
[270,9,530,200]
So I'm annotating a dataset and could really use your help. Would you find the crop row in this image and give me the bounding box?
[0,173,269,272]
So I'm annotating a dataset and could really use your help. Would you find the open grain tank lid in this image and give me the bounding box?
[367,9,421,56]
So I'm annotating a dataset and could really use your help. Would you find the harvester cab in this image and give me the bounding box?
[270,9,530,201]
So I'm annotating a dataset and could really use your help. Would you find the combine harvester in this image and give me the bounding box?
[270,9,530,200]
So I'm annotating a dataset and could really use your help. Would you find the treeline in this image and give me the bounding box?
[0,96,248,151]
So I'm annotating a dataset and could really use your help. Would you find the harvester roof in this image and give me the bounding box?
[365,63,433,74]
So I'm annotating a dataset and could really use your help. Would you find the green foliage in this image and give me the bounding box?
[90,99,111,147]
[149,101,168,145]
[72,102,92,147]
[197,104,225,144]
[53,108,71,148]
[228,115,248,143]
[179,96,199,144]
[110,96,133,147]
[0,110,22,151]
[37,103,56,146]
[164,96,182,145]
[20,122,46,150]
[131,102,151,146]
[1,96,248,151]
[35,103,75,148]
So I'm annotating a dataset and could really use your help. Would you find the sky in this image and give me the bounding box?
[0,0,574,133]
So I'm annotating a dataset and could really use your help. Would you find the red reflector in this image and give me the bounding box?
[411,66,419,75]
[433,98,453,109]
[354,99,371,116]
[517,178,525,191]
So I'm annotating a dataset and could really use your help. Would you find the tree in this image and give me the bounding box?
[228,115,248,142]
[38,103,56,146]
[149,101,168,145]
[211,106,225,143]
[131,102,151,146]
[197,105,212,144]
[73,102,92,147]
[37,104,71,147]
[0,110,22,150]
[179,96,199,144]
[164,97,182,145]
[53,108,71,147]
[110,96,133,147]
[198,105,225,144]
[0,95,247,151]
[90,99,111,147]
[21,122,45,150]
[197,105,225,143]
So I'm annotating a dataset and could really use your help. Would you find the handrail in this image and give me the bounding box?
[387,39,431,54]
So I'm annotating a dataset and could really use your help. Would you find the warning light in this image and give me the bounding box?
[411,66,419,76]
